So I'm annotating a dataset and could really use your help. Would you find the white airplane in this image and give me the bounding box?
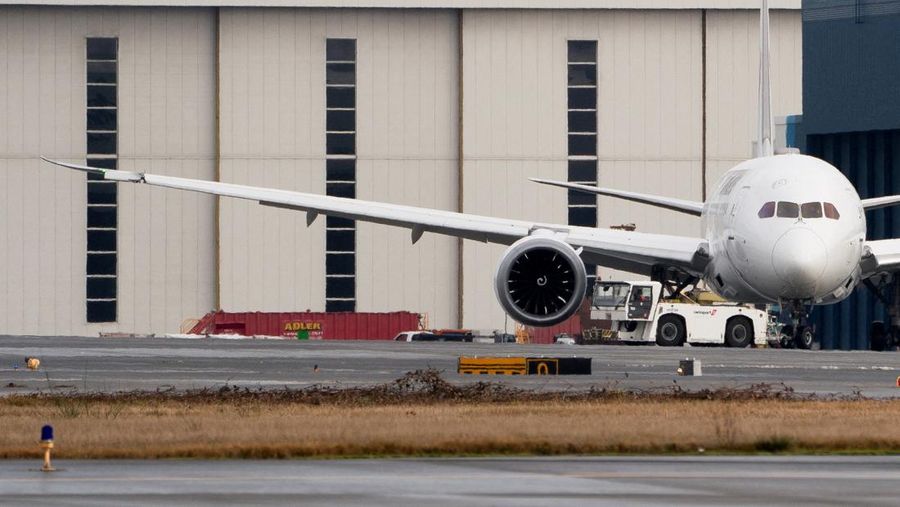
[43,1,900,348]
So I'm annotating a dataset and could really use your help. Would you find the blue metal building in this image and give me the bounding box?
[801,0,900,349]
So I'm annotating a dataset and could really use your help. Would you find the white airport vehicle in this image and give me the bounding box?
[553,334,577,345]
[393,332,419,342]
[40,1,900,348]
[590,281,768,347]
[392,330,474,342]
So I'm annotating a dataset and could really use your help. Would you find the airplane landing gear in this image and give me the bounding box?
[870,321,891,351]
[649,266,700,299]
[794,325,815,350]
[780,300,816,350]
[864,275,900,351]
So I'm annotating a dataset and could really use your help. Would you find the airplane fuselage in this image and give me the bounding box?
[702,154,866,305]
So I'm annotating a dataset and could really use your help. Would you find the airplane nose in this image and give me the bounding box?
[772,229,827,290]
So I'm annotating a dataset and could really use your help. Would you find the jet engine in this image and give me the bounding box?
[494,236,587,327]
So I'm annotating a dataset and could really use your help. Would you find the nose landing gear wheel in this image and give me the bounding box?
[656,315,686,347]
[794,326,815,350]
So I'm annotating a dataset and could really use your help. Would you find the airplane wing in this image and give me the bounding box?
[862,239,900,276]
[42,157,710,275]
[862,195,900,211]
[529,178,704,216]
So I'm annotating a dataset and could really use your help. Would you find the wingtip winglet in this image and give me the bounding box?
[40,156,98,173]
[40,156,144,182]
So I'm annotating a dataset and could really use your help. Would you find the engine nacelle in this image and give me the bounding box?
[494,236,587,327]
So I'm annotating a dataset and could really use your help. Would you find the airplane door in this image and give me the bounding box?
[730,185,751,220]
[626,285,654,320]
[727,186,752,273]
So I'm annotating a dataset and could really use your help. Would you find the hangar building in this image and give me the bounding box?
[0,0,802,336]
[802,0,900,349]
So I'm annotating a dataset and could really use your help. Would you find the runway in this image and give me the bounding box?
[1,336,899,396]
[1,456,898,506]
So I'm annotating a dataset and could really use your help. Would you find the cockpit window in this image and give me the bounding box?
[776,201,799,218]
[801,202,823,219]
[758,201,839,219]
[758,201,776,218]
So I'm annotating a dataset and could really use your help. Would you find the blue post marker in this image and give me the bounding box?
[40,424,55,472]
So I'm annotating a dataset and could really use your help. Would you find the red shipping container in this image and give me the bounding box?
[526,312,583,344]
[189,311,422,340]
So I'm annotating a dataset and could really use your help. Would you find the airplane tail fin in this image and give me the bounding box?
[755,0,775,158]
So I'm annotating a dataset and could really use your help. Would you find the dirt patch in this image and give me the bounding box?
[2,368,821,406]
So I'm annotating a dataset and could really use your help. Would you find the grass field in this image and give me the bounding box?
[2,371,899,458]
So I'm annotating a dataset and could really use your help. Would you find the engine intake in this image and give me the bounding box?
[494,236,587,327]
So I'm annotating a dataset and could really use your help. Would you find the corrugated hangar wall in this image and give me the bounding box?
[801,1,900,349]
[0,6,217,336]
[0,4,802,335]
[807,131,900,349]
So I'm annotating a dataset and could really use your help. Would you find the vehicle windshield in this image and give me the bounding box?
[593,283,631,307]
[631,286,653,303]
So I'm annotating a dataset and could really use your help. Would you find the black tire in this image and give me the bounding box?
[794,326,814,350]
[871,321,887,351]
[725,317,754,348]
[779,325,794,348]
[656,315,686,347]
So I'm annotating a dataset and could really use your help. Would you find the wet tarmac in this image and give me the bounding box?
[1,336,899,396]
[1,456,898,506]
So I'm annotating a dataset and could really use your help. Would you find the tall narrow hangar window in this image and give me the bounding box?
[325,38,357,312]
[567,40,598,293]
[86,37,118,323]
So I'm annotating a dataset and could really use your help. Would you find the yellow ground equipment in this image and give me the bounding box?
[457,356,591,375]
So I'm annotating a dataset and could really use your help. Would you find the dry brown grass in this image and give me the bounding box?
[2,371,899,458]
